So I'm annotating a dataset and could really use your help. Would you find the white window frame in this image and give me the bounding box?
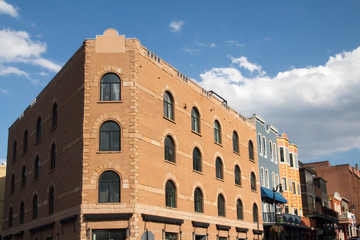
[273,143,277,164]
[265,169,269,188]
[262,136,267,158]
[269,141,273,162]
[282,177,287,191]
[258,134,262,156]
[289,178,292,192]
[286,148,290,165]
[279,147,285,163]
[261,167,265,187]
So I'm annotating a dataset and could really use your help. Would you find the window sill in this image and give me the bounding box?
[235,183,242,188]
[193,170,203,175]
[35,139,41,145]
[233,151,240,156]
[96,151,122,154]
[49,169,55,174]
[216,177,224,182]
[22,151,27,156]
[50,126,57,132]
[214,142,223,147]
[251,189,257,193]
[33,178,39,183]
[191,130,201,136]
[249,158,255,163]
[165,206,177,210]
[97,101,123,103]
[164,160,176,165]
[97,202,122,205]
[163,116,176,124]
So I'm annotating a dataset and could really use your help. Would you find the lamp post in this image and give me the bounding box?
[273,184,283,224]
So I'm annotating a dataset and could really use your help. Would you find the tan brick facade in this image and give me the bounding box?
[2,29,263,240]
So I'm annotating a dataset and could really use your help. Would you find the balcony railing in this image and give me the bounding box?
[262,212,301,225]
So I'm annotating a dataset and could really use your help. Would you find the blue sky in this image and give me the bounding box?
[0,0,360,167]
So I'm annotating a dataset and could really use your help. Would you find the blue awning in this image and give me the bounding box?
[261,187,287,203]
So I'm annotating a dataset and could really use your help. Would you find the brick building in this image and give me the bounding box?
[303,161,360,234]
[2,29,263,240]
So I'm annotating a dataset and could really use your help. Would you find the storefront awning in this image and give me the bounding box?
[261,187,287,203]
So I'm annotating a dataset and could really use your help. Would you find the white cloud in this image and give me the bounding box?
[182,47,200,54]
[169,20,184,32]
[198,42,216,48]
[0,88,8,94]
[200,47,360,161]
[231,56,265,75]
[0,0,18,18]
[0,29,62,83]
[225,40,245,48]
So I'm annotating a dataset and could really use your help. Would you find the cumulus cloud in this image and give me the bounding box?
[169,20,184,32]
[0,29,62,83]
[200,47,360,161]
[0,0,18,18]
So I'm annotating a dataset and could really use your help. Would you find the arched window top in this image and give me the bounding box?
[100,73,121,101]
[192,147,202,172]
[194,187,203,213]
[36,117,42,142]
[163,91,174,120]
[33,194,38,219]
[99,121,121,151]
[191,107,200,133]
[214,120,221,144]
[251,172,256,191]
[253,203,259,222]
[232,131,239,153]
[23,130,28,153]
[237,199,243,220]
[248,140,254,161]
[34,156,40,180]
[52,103,57,128]
[235,165,241,186]
[49,186,54,215]
[21,166,26,187]
[217,194,225,217]
[50,144,56,170]
[216,157,223,180]
[164,135,175,162]
[165,180,176,208]
[19,201,24,224]
[13,141,17,163]
[8,207,13,228]
[99,171,120,203]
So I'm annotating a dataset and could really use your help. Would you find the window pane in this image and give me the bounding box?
[111,83,120,101]
[110,182,120,202]
[101,84,110,101]
[100,132,110,151]
[110,132,120,151]
[99,182,109,203]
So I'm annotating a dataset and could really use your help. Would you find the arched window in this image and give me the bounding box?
[36,117,41,142]
[194,187,203,213]
[99,121,120,151]
[237,199,243,220]
[216,157,223,180]
[49,187,54,215]
[21,166,26,187]
[13,141,17,163]
[33,195,38,219]
[232,131,239,153]
[34,156,40,180]
[217,194,225,217]
[8,207,13,228]
[23,130,28,153]
[100,73,121,101]
[235,165,241,185]
[248,140,254,161]
[52,103,57,128]
[99,171,120,203]
[191,107,200,133]
[214,120,221,144]
[19,202,24,224]
[251,172,256,191]
[164,136,175,162]
[165,180,176,208]
[253,203,259,222]
[50,144,56,170]
[193,147,201,172]
[11,174,15,194]
[163,91,174,120]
